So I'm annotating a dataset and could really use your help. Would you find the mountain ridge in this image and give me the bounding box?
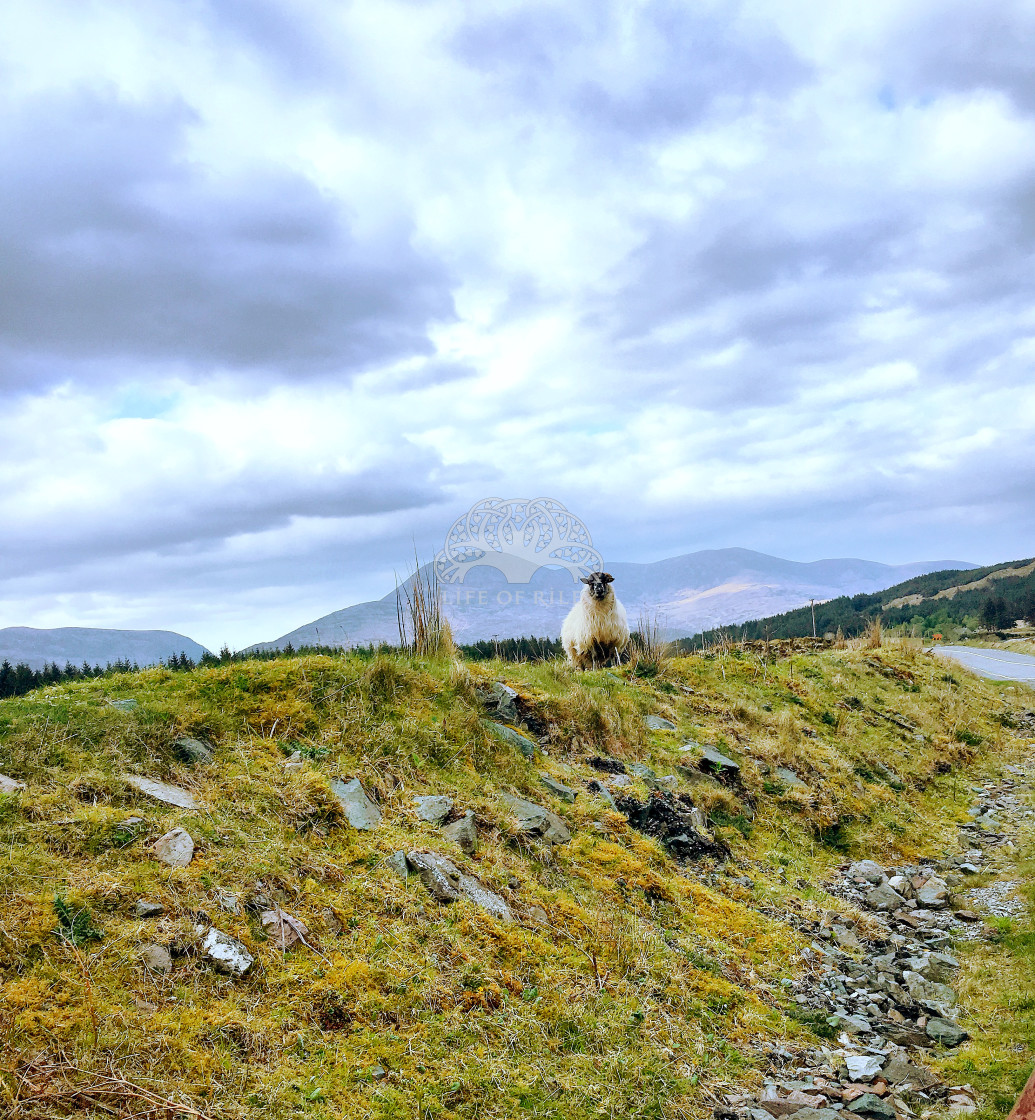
[249,547,976,651]
[0,626,210,672]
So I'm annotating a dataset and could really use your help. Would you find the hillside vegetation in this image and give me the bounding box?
[0,643,1032,1119]
[692,559,1035,645]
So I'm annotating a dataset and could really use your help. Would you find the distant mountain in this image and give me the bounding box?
[249,548,976,651]
[0,627,210,671]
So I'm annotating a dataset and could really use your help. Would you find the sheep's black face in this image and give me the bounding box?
[580,571,614,600]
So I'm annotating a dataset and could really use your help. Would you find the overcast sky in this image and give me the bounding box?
[3,0,1034,650]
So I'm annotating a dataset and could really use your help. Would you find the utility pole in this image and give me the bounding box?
[810,599,817,639]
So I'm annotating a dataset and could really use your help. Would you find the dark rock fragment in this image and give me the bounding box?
[614,791,730,862]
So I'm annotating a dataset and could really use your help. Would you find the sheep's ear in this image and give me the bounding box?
[580,576,591,585]
[602,573,614,583]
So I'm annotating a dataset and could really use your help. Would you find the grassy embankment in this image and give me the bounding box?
[0,642,1032,1119]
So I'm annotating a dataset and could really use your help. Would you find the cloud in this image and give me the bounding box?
[0,383,448,582]
[1,0,1034,648]
[453,0,812,138]
[883,1,1035,114]
[0,87,454,392]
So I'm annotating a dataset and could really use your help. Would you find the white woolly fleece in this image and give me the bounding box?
[561,586,630,669]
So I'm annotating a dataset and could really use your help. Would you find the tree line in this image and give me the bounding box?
[684,560,1035,646]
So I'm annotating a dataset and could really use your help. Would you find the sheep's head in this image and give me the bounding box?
[580,571,614,601]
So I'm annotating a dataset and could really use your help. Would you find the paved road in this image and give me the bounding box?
[935,645,1035,682]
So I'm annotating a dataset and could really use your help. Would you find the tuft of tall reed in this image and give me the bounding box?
[631,609,671,677]
[396,556,455,657]
[864,617,883,649]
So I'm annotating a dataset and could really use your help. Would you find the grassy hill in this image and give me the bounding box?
[687,558,1035,646]
[0,643,1032,1119]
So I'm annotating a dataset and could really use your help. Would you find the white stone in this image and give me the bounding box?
[153,827,194,868]
[0,773,25,793]
[845,1054,884,1081]
[888,874,913,898]
[198,926,254,977]
[122,773,199,810]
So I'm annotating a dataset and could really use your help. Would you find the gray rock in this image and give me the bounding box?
[413,795,453,824]
[866,882,906,912]
[0,773,26,793]
[915,876,950,909]
[153,827,194,868]
[833,925,863,953]
[198,926,254,977]
[330,778,382,830]
[908,951,958,983]
[878,1020,934,1048]
[407,851,461,902]
[784,1110,841,1120]
[926,1017,968,1047]
[902,970,956,1006]
[846,1093,896,1120]
[694,744,740,777]
[442,810,478,853]
[121,773,199,811]
[880,1053,940,1089]
[406,851,514,921]
[479,682,520,723]
[587,780,616,808]
[283,750,304,773]
[483,720,536,758]
[134,900,165,919]
[608,774,632,789]
[958,863,982,875]
[849,860,888,885]
[385,850,409,878]
[456,873,514,923]
[140,943,172,974]
[539,774,576,803]
[174,736,214,765]
[775,767,807,790]
[644,715,676,731]
[628,762,658,781]
[501,793,571,843]
[827,1012,872,1035]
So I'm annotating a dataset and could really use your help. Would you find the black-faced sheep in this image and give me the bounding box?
[561,571,630,669]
